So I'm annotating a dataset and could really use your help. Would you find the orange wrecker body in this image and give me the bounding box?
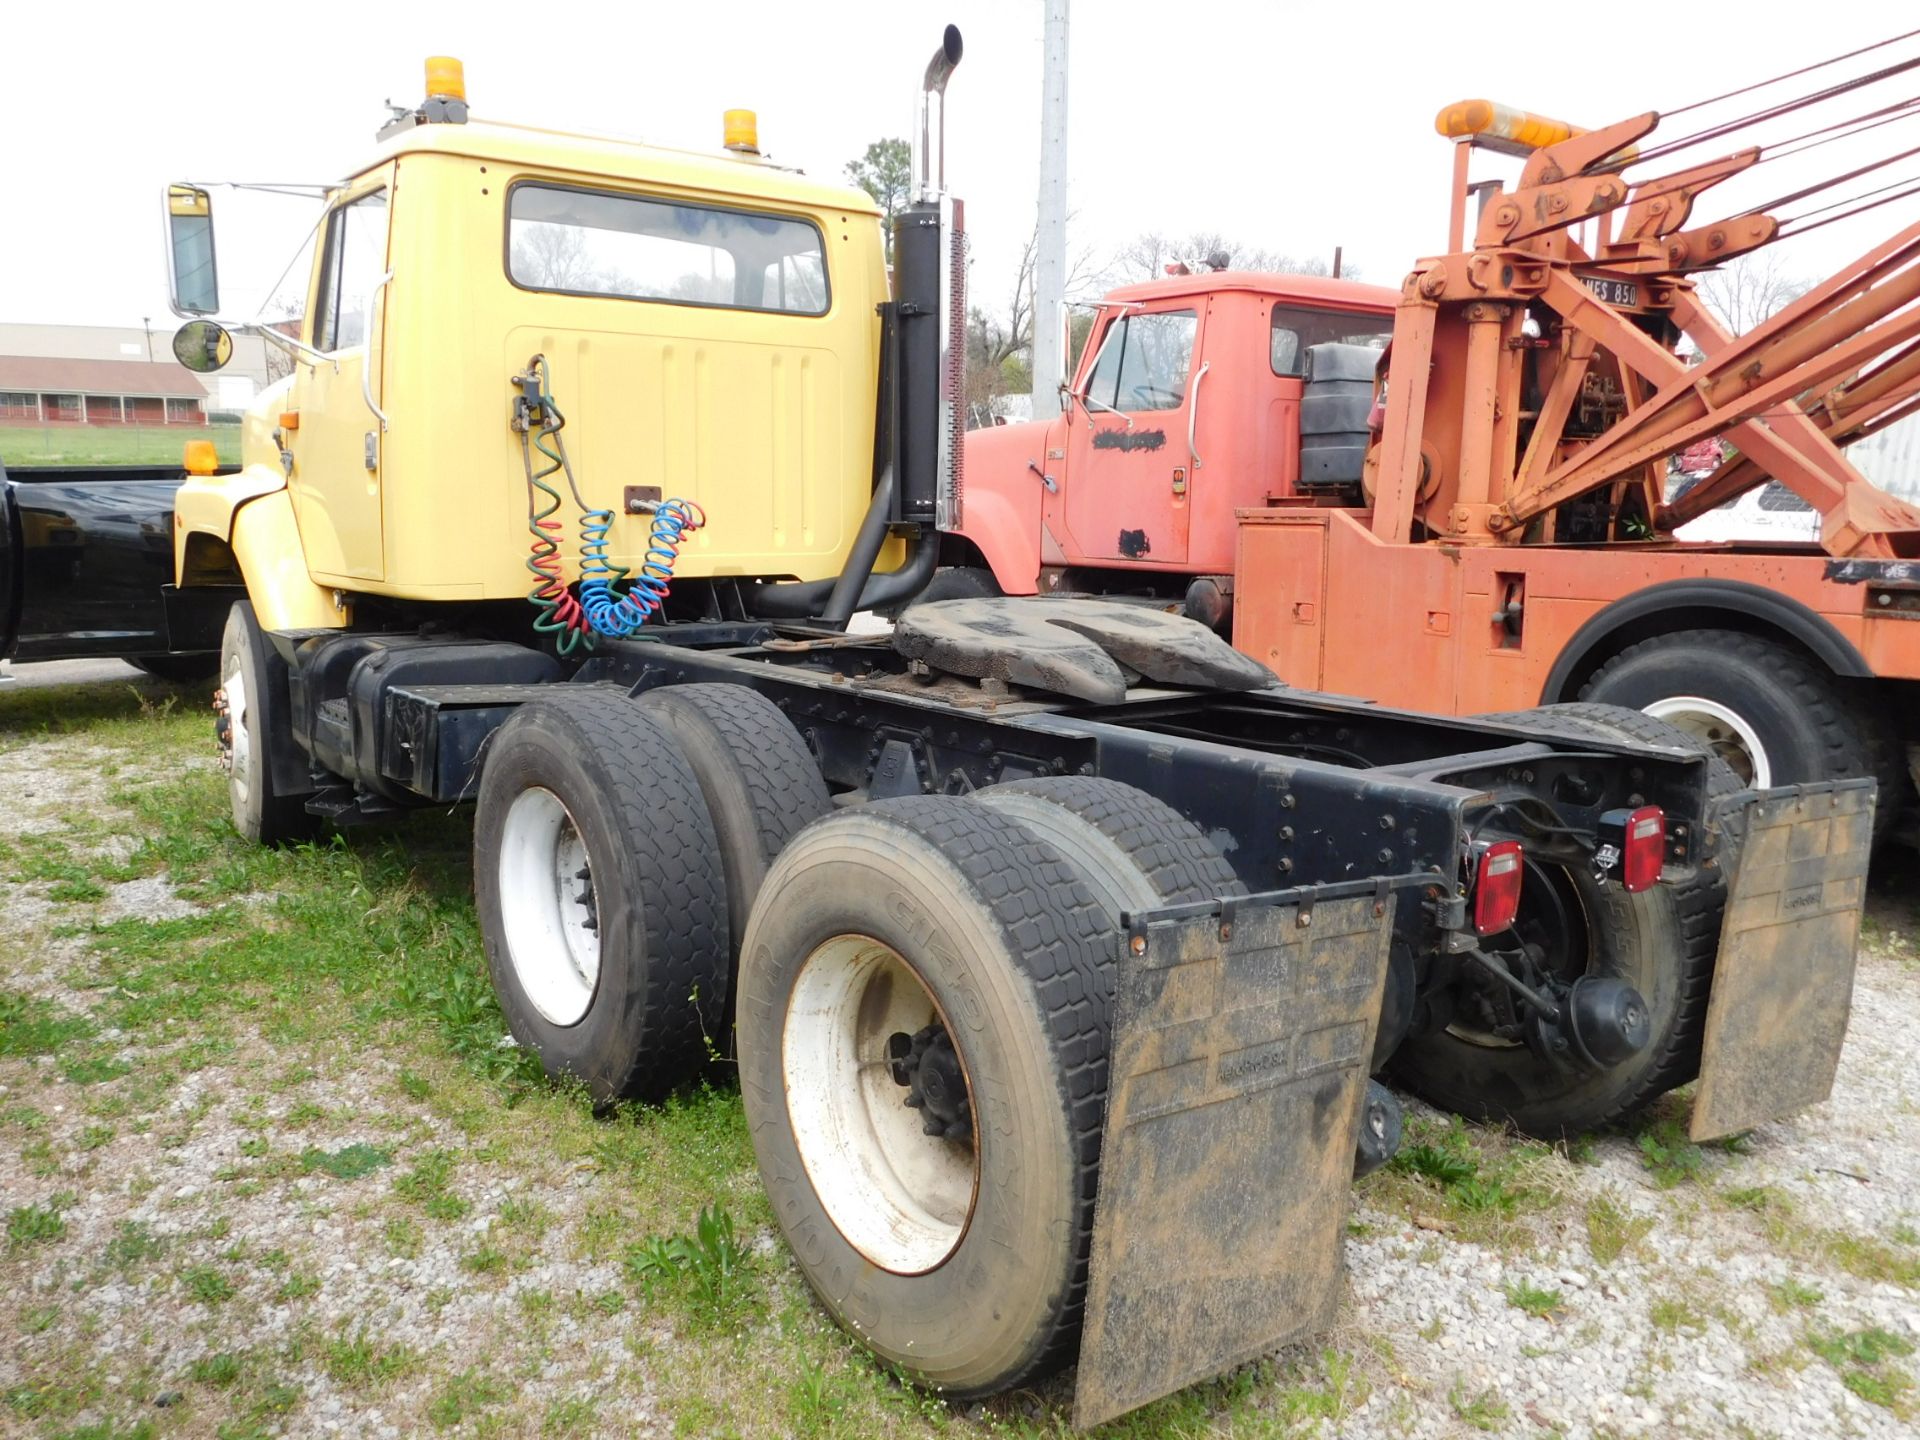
[960,80,1920,824]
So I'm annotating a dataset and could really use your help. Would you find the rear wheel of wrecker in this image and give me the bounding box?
[217,602,316,846]
[736,796,1113,1398]
[1578,629,1903,832]
[474,689,729,1101]
[1392,704,1740,1136]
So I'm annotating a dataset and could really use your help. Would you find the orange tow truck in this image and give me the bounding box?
[958,85,1920,830]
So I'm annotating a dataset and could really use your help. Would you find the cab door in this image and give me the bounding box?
[1058,304,1201,566]
[287,171,392,582]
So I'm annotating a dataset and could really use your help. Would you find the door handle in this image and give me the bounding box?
[1186,361,1209,470]
[361,270,393,431]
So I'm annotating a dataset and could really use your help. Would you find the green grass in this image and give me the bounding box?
[6,1202,68,1249]
[4,673,1911,1438]
[1806,1326,1916,1414]
[1504,1279,1565,1320]
[299,1142,392,1180]
[0,423,239,468]
[623,1204,758,1331]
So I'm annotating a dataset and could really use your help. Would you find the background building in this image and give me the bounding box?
[0,321,272,425]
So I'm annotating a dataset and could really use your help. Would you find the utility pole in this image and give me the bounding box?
[1029,0,1069,419]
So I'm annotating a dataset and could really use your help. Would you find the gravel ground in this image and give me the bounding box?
[1,695,1916,1438]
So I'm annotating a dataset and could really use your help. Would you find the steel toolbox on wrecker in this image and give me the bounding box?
[156,32,1874,1426]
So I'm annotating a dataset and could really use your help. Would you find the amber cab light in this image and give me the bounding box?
[182,439,219,476]
[1620,806,1665,893]
[1472,840,1524,936]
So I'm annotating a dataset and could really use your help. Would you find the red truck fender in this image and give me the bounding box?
[956,418,1053,594]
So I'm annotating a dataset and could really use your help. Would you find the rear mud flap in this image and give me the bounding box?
[1072,891,1396,1429]
[1691,780,1875,1143]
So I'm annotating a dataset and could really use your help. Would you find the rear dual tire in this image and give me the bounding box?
[474,689,730,1101]
[738,781,1238,1397]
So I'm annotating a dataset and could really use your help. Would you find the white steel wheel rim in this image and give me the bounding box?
[224,659,252,804]
[1642,696,1771,788]
[497,787,601,1026]
[782,935,977,1274]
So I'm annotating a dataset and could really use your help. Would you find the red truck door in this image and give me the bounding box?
[1057,304,1203,565]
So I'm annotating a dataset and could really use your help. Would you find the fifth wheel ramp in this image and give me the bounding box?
[1691,779,1875,1143]
[1072,888,1398,1429]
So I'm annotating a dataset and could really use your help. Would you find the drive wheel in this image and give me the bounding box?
[217,602,315,846]
[474,688,728,1101]
[1404,702,1744,1134]
[977,775,1244,916]
[634,683,832,1003]
[908,565,1002,607]
[1389,855,1686,1137]
[736,797,1111,1397]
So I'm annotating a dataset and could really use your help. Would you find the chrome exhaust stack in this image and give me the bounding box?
[913,25,964,202]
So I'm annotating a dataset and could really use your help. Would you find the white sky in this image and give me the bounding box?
[3,0,1916,335]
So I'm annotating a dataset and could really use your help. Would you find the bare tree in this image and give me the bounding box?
[965,227,1104,423]
[511,223,607,292]
[1697,251,1813,334]
[1109,231,1353,282]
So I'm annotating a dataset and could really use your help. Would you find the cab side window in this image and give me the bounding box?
[1269,303,1391,377]
[1083,309,1197,412]
[312,192,390,353]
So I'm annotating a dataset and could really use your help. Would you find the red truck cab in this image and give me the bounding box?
[958,272,1396,594]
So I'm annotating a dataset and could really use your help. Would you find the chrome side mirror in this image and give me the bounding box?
[165,183,220,316]
[172,320,233,374]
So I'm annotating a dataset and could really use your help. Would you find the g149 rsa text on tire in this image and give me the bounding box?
[473,689,729,1102]
[735,796,1114,1398]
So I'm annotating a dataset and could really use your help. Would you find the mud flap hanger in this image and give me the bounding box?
[1079,872,1429,1430]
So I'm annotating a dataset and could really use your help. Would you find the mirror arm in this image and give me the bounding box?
[245,322,334,372]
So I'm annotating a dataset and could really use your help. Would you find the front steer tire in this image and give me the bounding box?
[474,689,728,1102]
[736,796,1112,1398]
[219,602,316,847]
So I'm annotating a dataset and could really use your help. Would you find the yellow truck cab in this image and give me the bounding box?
[171,61,902,632]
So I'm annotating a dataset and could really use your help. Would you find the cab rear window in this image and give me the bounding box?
[507,183,829,316]
[1270,304,1391,377]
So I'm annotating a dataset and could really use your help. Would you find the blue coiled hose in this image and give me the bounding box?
[577,498,705,638]
[511,355,703,644]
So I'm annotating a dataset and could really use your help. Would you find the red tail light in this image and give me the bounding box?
[1473,840,1524,936]
[1620,806,1665,893]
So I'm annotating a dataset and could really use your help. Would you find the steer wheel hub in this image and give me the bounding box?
[212,687,233,773]
[887,1024,973,1141]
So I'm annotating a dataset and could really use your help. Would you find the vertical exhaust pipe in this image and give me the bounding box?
[755,26,961,622]
[915,25,965,201]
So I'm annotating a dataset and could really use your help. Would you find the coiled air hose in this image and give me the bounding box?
[512,356,703,649]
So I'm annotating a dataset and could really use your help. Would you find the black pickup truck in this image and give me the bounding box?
[0,460,225,680]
